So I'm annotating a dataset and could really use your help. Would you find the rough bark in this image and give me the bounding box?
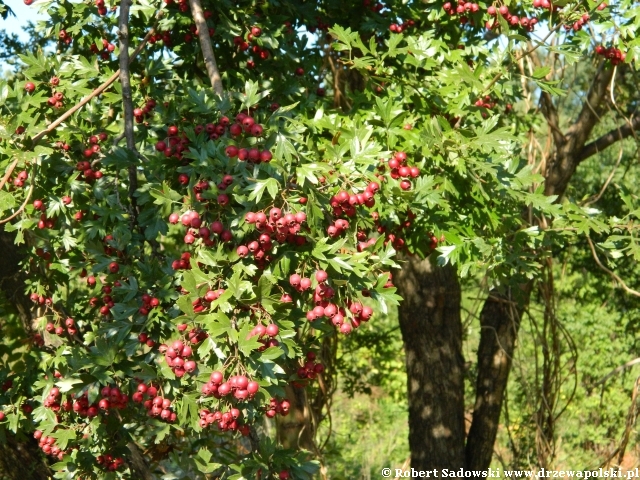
[0,430,52,480]
[395,255,466,470]
[465,287,531,469]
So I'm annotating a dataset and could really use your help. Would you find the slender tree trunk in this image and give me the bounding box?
[395,255,466,470]
[465,286,531,469]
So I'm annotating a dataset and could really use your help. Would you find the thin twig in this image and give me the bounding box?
[583,144,624,206]
[596,357,640,387]
[188,0,223,94]
[586,236,640,298]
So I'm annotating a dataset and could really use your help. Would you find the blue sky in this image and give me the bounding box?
[2,0,46,41]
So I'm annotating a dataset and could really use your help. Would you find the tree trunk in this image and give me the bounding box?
[277,384,316,451]
[0,431,53,480]
[465,286,531,469]
[395,255,466,470]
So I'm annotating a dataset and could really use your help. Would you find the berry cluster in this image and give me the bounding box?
[562,13,590,32]
[170,211,234,246]
[329,183,378,217]
[242,208,307,258]
[94,0,108,16]
[380,151,420,191]
[327,219,350,238]
[96,454,125,472]
[485,5,538,31]
[200,371,261,401]
[171,251,193,271]
[296,352,325,380]
[389,19,416,33]
[46,90,65,109]
[177,323,209,344]
[264,397,290,418]
[137,332,157,348]
[248,323,280,351]
[595,45,626,65]
[34,430,68,460]
[58,29,72,46]
[160,340,197,378]
[133,98,157,124]
[133,384,177,422]
[97,385,131,411]
[45,317,77,337]
[138,293,161,316]
[290,270,374,335]
[198,407,250,433]
[12,169,28,187]
[89,38,116,60]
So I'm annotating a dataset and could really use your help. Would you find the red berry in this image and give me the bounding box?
[265,324,279,337]
[315,270,328,283]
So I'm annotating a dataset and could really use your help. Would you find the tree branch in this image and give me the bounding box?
[188,0,223,94]
[118,0,135,151]
[565,62,614,146]
[577,111,640,162]
[529,46,565,147]
[544,63,616,197]
[127,442,155,480]
[118,0,139,226]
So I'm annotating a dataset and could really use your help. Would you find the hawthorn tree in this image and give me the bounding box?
[0,0,639,477]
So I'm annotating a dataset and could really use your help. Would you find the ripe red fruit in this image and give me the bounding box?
[167,126,179,136]
[155,141,167,151]
[25,82,35,93]
[259,150,273,162]
[237,245,249,257]
[295,67,304,76]
[251,26,262,37]
[290,274,301,287]
[218,383,231,396]
[265,324,279,337]
[225,145,239,157]
[210,371,223,385]
[315,270,328,283]
[108,262,119,274]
